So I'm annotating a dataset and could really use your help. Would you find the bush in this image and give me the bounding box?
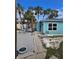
[45,48,56,59]
[45,42,63,59]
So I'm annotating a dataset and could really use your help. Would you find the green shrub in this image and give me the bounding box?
[45,42,63,59]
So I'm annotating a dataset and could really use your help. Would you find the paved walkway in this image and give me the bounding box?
[17,32,46,59]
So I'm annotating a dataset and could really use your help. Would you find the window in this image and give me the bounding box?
[53,24,57,30]
[48,23,52,30]
[48,23,57,30]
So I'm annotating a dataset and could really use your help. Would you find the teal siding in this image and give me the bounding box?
[43,22,63,35]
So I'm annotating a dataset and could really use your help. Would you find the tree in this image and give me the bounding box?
[28,6,35,31]
[42,8,53,20]
[43,10,48,20]
[46,8,52,14]
[56,42,63,59]
[43,8,52,19]
[28,6,34,11]
[48,10,58,19]
[34,6,43,20]
[24,10,36,32]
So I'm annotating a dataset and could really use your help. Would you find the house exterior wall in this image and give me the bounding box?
[42,22,63,35]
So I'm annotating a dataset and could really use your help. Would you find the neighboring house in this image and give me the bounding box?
[36,18,63,48]
[36,18,63,36]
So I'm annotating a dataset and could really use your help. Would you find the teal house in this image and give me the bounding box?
[36,18,63,36]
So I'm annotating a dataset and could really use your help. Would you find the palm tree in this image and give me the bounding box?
[28,6,34,11]
[42,8,53,20]
[24,10,36,32]
[43,9,51,20]
[43,10,47,20]
[28,6,35,31]
[46,8,52,14]
[48,9,58,19]
[34,6,43,20]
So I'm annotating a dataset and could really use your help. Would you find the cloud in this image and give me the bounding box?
[57,8,63,18]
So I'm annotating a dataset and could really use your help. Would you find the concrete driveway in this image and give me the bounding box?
[17,32,46,59]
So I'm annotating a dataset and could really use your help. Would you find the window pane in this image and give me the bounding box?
[53,24,57,26]
[53,24,57,30]
[53,28,57,30]
[48,23,52,30]
[49,23,52,26]
[49,28,52,30]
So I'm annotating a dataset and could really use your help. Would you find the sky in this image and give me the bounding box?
[16,0,63,21]
[16,0,63,10]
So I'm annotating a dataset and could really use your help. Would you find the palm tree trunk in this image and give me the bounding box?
[27,20,30,32]
[31,19,34,32]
